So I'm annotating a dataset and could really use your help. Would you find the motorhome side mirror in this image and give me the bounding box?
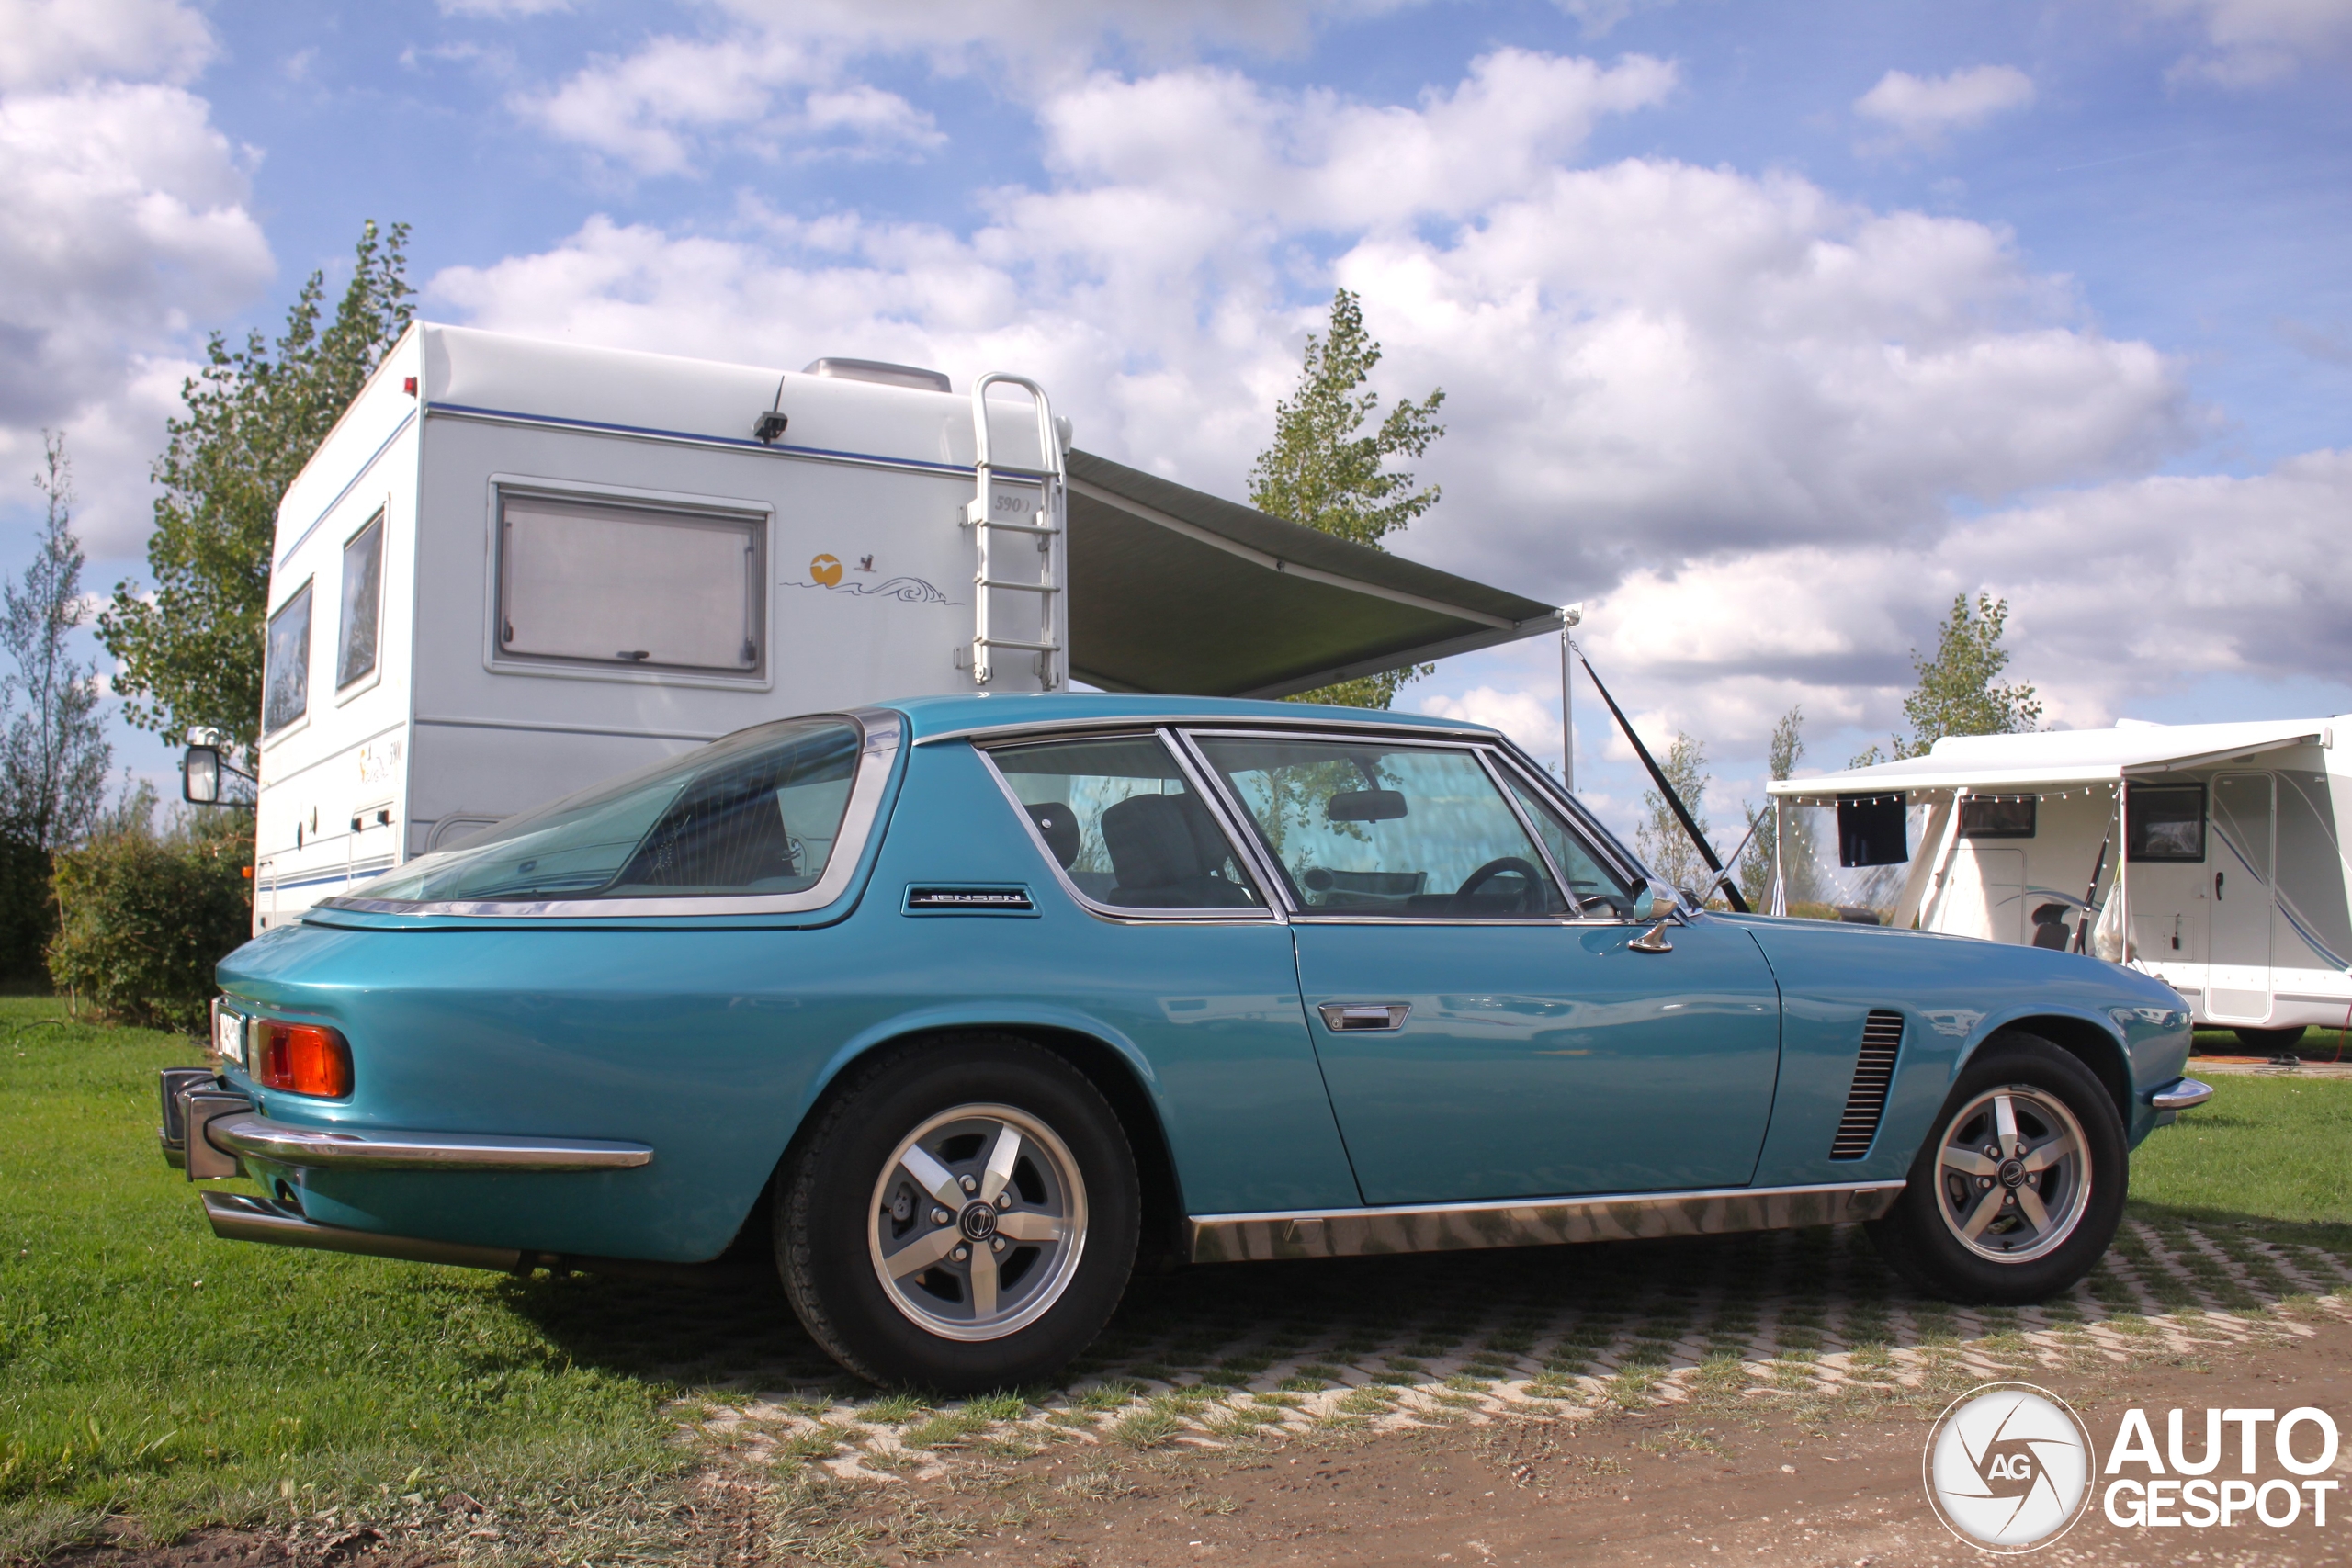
[183,746,221,805]
[1630,879,1679,921]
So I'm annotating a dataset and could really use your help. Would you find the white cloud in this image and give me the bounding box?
[1854,64,2035,150]
[2143,0,2352,84]
[0,0,214,91]
[0,0,270,554]
[1419,684,1564,761]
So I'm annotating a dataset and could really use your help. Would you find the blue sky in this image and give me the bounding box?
[3,0,2347,840]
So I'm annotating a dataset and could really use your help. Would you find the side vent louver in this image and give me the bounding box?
[1828,1010,1905,1160]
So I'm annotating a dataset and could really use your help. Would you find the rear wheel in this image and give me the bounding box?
[775,1035,1139,1392]
[1867,1032,2125,1304]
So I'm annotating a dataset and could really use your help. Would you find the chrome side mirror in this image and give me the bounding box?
[1631,879,1679,922]
[183,746,221,805]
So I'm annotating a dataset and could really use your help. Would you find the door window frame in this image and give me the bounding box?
[1172,727,1643,927]
[976,726,1283,925]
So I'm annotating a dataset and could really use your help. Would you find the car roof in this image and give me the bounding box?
[883,692,1502,745]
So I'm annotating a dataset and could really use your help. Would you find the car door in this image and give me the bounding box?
[1187,730,1782,1207]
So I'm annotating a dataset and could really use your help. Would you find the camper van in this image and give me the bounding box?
[1766,717,2352,1046]
[203,323,1562,931]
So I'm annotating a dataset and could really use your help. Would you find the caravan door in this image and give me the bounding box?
[2209,772,2274,1023]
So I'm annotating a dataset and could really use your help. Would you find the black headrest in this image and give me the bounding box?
[2031,902,2071,925]
[1025,802,1080,869]
[1100,794,1217,888]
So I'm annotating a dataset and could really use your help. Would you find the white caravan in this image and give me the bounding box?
[223,322,1562,931]
[1765,717,2352,1044]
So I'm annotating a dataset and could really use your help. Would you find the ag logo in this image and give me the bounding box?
[808,554,843,587]
[1924,1382,2095,1552]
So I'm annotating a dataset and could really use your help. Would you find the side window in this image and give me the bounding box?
[1499,772,1638,917]
[498,491,764,675]
[2128,783,2204,863]
[1192,737,1566,919]
[337,512,384,690]
[263,581,312,736]
[989,735,1264,912]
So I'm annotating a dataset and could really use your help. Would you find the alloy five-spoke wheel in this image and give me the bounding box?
[1867,1031,2125,1305]
[1930,1085,2090,1263]
[868,1104,1087,1340]
[776,1034,1139,1392]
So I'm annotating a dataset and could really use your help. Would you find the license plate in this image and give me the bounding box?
[212,1001,246,1066]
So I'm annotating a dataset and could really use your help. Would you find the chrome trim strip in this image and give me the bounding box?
[204,1191,526,1270]
[1186,1180,1907,1264]
[2148,1077,2215,1111]
[314,710,899,919]
[917,713,1498,748]
[208,1112,652,1170]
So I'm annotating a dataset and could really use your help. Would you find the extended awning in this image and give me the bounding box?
[1764,716,2337,801]
[1065,449,1562,697]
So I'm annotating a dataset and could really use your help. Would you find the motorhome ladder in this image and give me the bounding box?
[963,373,1068,690]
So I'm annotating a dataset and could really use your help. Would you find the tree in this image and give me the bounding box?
[1737,705,1808,910]
[100,220,414,755]
[1634,730,1713,898]
[1850,592,2041,767]
[2,434,112,854]
[1250,288,1447,708]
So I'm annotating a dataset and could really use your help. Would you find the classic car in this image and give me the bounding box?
[160,694,2211,1390]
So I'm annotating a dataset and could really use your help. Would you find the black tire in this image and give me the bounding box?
[1866,1032,2126,1305]
[775,1033,1139,1392]
[2233,1024,2306,1052]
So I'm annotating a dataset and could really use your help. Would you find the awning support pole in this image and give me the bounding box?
[1558,604,1582,790]
[1576,649,1750,914]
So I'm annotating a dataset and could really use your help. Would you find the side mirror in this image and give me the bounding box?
[183,746,221,805]
[1631,879,1679,921]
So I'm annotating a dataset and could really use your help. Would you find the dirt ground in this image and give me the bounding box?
[925,1314,2352,1568]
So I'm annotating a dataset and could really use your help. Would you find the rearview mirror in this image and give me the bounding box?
[182,746,221,805]
[1326,789,1407,823]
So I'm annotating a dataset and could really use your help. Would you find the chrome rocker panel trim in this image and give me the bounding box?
[209,1112,653,1171]
[2148,1077,2214,1111]
[1186,1179,1906,1264]
[204,1191,529,1270]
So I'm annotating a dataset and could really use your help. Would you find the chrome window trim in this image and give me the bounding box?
[917,712,1497,749]
[1187,1179,1908,1263]
[314,708,900,919]
[973,729,1282,925]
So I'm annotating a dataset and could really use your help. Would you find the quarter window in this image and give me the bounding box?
[337,512,384,689]
[989,735,1262,911]
[498,492,764,675]
[1499,772,1638,917]
[1192,737,1566,919]
[263,581,312,736]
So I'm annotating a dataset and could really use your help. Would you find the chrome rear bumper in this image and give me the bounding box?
[2149,1077,2214,1111]
[208,1112,652,1171]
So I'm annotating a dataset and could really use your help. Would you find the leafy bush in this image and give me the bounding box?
[0,840,53,981]
[48,815,250,1031]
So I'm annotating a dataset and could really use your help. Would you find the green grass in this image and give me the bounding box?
[0,998,691,1559]
[2131,1073,2352,1227]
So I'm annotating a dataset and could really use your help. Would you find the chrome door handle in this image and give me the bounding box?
[1317,1003,1411,1032]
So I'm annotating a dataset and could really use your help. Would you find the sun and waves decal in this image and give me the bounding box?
[790,553,961,605]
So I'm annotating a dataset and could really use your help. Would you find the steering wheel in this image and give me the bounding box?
[1455,856,1544,910]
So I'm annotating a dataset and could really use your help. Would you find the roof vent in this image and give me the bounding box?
[802,358,951,394]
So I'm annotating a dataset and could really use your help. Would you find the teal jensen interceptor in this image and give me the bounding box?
[161,694,2211,1390]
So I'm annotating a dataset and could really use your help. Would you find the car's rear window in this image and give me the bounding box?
[355,717,863,905]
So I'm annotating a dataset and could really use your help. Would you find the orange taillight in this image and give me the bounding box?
[254,1020,353,1098]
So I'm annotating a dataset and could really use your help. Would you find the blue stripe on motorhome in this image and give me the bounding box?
[270,861,397,892]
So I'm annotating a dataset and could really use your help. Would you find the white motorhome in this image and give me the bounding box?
[223,322,1562,930]
[1765,717,2352,1045]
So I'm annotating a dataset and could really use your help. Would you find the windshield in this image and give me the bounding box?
[353,716,864,905]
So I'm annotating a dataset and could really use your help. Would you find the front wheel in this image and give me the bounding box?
[775,1035,1140,1392]
[1866,1032,2126,1304]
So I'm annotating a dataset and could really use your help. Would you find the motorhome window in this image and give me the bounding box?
[352,716,861,904]
[337,513,384,689]
[263,582,312,736]
[989,735,1263,911]
[1959,796,2035,839]
[1837,794,1907,867]
[498,493,764,675]
[2129,783,2205,863]
[1193,736,1567,918]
